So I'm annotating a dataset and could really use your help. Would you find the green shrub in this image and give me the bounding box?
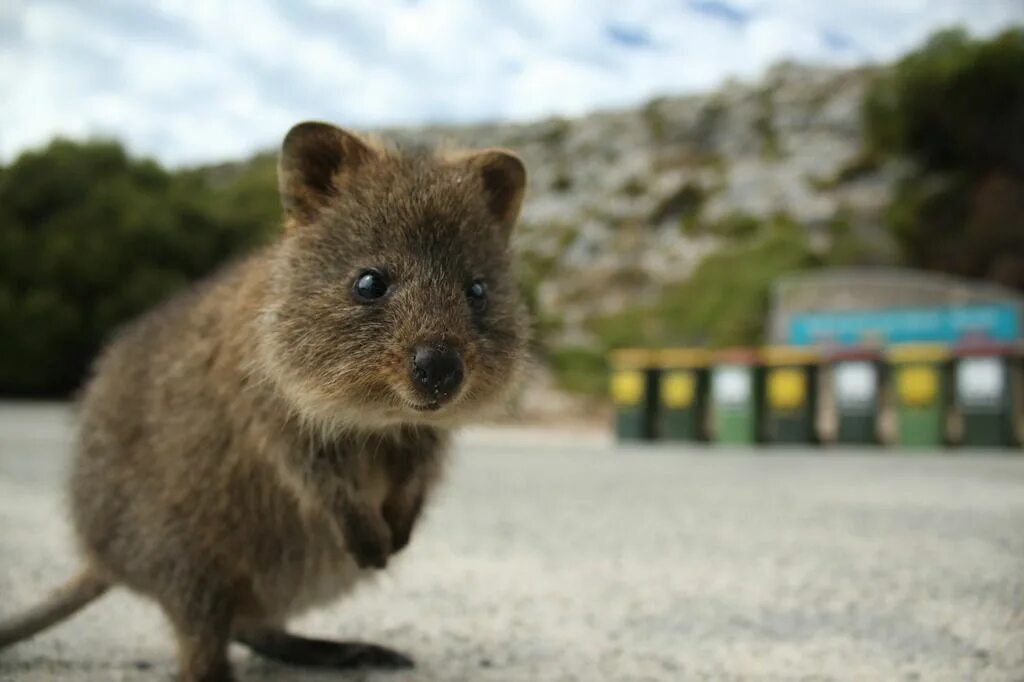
[753,88,781,160]
[548,346,609,395]
[651,182,705,225]
[0,140,277,396]
[864,27,1024,173]
[642,97,668,142]
[592,217,815,350]
[565,218,815,398]
[682,211,762,240]
[864,27,1024,290]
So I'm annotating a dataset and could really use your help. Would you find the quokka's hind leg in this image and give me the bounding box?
[163,593,236,682]
[236,626,414,670]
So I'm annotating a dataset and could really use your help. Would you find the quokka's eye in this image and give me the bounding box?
[353,269,390,302]
[467,278,487,313]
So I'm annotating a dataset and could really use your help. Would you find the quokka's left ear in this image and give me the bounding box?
[278,121,378,228]
[459,149,527,236]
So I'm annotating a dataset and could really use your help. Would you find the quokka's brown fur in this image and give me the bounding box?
[0,122,529,681]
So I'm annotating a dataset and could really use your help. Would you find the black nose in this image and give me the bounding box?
[410,344,464,402]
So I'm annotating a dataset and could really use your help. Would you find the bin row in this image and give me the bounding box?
[610,341,1024,448]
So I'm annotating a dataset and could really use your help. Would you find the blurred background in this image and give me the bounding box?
[3,4,1024,681]
[1,0,1022,415]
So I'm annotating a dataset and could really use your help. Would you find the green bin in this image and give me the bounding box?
[656,348,710,442]
[953,341,1021,448]
[609,349,659,442]
[762,346,820,445]
[887,344,950,448]
[710,348,764,445]
[828,347,883,445]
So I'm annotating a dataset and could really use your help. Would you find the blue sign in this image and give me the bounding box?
[787,303,1021,346]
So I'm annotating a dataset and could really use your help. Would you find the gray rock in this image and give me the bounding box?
[381,63,893,342]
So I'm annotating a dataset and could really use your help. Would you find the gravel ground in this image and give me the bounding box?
[1,403,1023,681]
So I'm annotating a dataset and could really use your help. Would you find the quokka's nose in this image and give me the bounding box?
[410,344,464,402]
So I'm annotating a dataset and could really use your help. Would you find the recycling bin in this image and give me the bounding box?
[609,349,659,442]
[761,346,820,445]
[828,347,883,445]
[710,348,764,445]
[1016,343,1024,448]
[953,340,1021,448]
[656,348,710,442]
[887,344,950,448]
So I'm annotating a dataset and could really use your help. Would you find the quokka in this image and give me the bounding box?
[0,121,530,682]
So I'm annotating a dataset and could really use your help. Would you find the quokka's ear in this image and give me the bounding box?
[278,121,377,227]
[460,149,527,234]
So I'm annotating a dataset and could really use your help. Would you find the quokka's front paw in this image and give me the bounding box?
[343,513,392,569]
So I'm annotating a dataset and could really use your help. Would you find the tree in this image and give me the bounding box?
[864,27,1024,290]
[0,140,277,396]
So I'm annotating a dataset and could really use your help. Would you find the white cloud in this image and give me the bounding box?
[0,0,1020,165]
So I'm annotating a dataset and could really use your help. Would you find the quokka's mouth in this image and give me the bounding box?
[403,386,462,413]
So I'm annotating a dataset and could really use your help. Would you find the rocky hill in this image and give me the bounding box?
[158,31,1024,403]
[5,30,1017,400]
[383,62,906,355]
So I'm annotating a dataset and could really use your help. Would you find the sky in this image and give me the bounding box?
[1,0,1022,166]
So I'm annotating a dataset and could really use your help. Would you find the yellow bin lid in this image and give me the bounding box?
[886,343,950,363]
[761,345,820,366]
[657,348,710,368]
[608,348,658,369]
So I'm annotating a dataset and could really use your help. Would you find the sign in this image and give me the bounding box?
[787,304,1020,346]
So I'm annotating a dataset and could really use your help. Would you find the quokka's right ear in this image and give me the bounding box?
[278,121,377,228]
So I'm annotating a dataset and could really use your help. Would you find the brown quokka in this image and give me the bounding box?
[0,122,529,681]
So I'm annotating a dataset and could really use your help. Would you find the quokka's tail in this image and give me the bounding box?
[0,567,110,649]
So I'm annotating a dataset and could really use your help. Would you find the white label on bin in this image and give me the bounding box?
[835,361,876,409]
[957,357,1004,406]
[714,366,750,406]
